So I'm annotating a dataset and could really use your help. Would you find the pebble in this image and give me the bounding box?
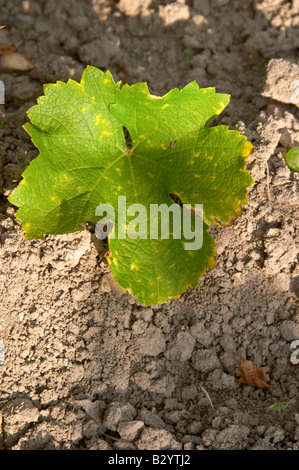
[136,427,182,450]
[279,129,292,148]
[280,320,299,341]
[165,331,196,362]
[136,324,166,357]
[192,349,221,373]
[103,402,137,431]
[117,420,144,441]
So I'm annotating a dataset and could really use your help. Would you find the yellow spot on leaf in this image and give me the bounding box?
[95,113,102,125]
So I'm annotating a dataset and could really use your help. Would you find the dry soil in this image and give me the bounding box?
[0,0,298,450]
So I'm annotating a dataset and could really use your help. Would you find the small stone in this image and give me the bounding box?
[117,0,151,16]
[113,439,136,450]
[79,36,121,69]
[184,442,195,450]
[165,331,196,362]
[207,369,238,390]
[138,409,165,429]
[136,427,182,450]
[165,410,188,425]
[256,425,266,437]
[181,385,198,401]
[135,324,166,357]
[76,399,105,424]
[190,322,213,347]
[267,104,284,118]
[279,130,292,148]
[158,3,190,26]
[117,420,144,441]
[212,417,222,429]
[103,402,137,431]
[262,59,299,107]
[83,421,98,439]
[220,334,236,353]
[186,421,202,434]
[192,349,221,372]
[280,321,299,341]
[215,425,250,450]
[2,398,40,446]
[89,438,112,450]
[69,422,83,444]
[132,319,147,334]
[99,272,126,296]
[164,398,182,411]
[132,372,176,397]
[290,276,299,297]
[272,429,285,444]
[134,308,154,322]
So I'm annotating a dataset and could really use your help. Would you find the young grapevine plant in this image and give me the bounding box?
[9,66,254,305]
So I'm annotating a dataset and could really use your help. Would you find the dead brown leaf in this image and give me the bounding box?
[0,40,24,55]
[236,360,270,389]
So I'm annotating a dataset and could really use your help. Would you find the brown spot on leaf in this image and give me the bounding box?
[213,207,242,227]
[213,217,235,227]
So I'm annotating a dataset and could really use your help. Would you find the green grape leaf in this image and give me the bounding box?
[9,66,254,305]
